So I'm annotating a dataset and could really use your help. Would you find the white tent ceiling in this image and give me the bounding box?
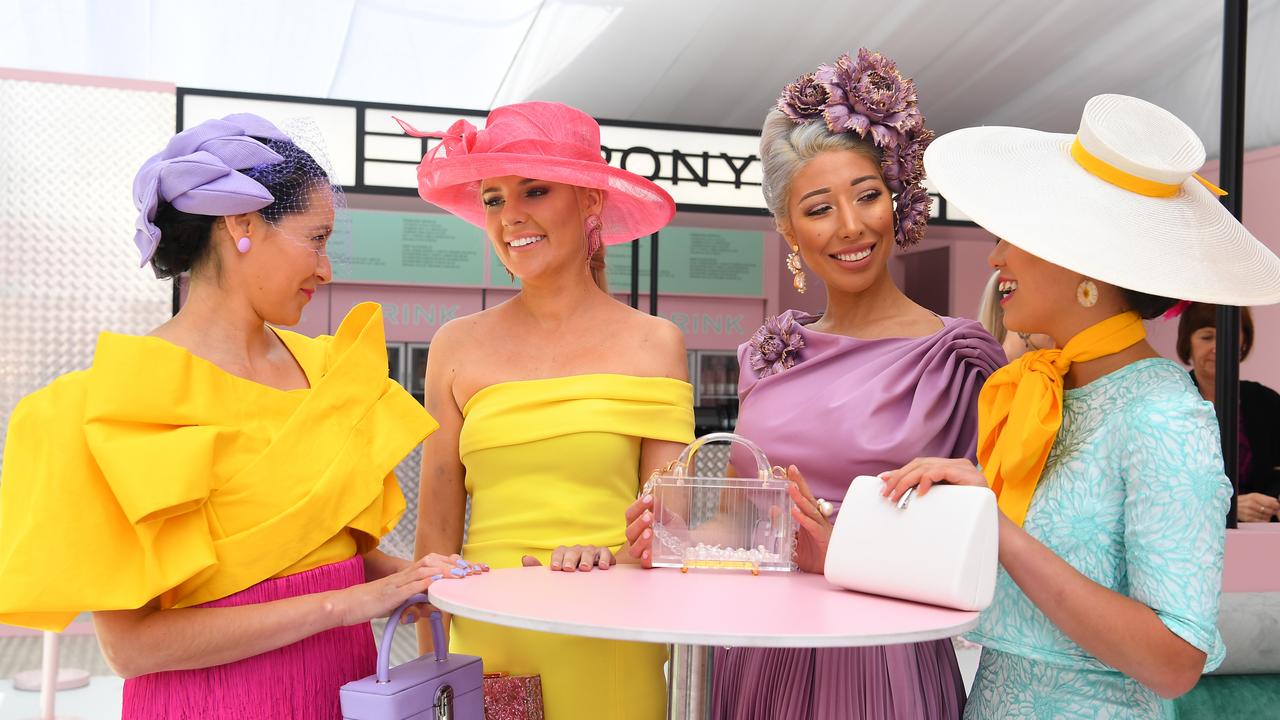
[3,0,1278,156]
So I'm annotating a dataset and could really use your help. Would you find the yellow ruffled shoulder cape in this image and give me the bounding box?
[0,302,436,631]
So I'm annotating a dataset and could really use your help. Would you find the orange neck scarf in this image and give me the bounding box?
[978,311,1147,525]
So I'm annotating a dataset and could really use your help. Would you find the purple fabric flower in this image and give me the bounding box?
[882,127,934,194]
[895,184,932,248]
[749,315,806,378]
[816,50,922,142]
[778,73,829,122]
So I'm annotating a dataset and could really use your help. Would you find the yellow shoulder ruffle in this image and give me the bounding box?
[0,303,435,630]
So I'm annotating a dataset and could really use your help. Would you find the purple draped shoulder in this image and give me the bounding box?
[733,310,1005,510]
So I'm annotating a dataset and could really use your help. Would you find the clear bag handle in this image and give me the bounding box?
[669,432,786,482]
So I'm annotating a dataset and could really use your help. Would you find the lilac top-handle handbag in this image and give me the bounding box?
[340,594,484,720]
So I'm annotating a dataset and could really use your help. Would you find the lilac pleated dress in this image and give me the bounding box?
[714,310,1005,720]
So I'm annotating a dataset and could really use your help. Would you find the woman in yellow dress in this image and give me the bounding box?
[0,114,480,720]
[403,103,694,719]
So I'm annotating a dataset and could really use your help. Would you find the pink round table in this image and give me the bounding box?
[430,565,978,719]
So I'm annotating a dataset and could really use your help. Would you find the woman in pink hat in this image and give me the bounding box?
[405,102,694,719]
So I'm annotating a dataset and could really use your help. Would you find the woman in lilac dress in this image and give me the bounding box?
[627,50,1004,719]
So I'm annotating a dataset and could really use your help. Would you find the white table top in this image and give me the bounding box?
[429,565,978,648]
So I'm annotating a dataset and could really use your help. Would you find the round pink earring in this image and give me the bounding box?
[236,236,252,254]
[584,214,603,258]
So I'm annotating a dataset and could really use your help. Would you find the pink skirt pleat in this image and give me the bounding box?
[122,556,375,720]
[712,640,966,720]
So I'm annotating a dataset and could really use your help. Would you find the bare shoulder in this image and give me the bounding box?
[429,304,507,357]
[604,304,688,379]
[899,302,946,337]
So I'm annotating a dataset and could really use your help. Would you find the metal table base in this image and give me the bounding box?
[667,643,713,719]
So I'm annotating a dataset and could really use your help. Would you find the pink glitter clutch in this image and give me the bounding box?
[483,672,544,720]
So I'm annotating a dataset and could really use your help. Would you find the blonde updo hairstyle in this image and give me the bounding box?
[759,110,884,225]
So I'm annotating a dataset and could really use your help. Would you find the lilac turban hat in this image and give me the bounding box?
[132,113,290,270]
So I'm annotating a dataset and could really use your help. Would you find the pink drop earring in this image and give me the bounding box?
[584,214,603,258]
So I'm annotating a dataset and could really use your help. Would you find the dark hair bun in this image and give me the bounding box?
[1119,288,1179,320]
[149,202,216,278]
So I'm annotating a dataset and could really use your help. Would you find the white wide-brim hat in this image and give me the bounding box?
[924,94,1280,306]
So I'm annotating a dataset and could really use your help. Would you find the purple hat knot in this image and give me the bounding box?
[132,113,290,269]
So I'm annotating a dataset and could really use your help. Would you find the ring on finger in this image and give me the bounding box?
[815,498,834,518]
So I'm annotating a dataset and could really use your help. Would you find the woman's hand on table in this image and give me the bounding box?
[333,553,485,626]
[879,457,987,503]
[1238,492,1280,523]
[787,465,832,574]
[622,493,656,568]
[522,545,617,572]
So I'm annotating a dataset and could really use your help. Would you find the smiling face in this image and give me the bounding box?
[987,238,1136,345]
[779,149,895,296]
[988,239,1085,337]
[480,176,602,284]
[225,184,334,327]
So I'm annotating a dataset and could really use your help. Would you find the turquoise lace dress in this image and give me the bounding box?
[965,359,1231,719]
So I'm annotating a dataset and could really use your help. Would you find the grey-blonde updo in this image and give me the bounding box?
[759,109,882,221]
[763,50,935,246]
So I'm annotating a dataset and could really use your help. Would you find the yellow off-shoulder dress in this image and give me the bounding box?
[0,303,436,631]
[452,373,694,720]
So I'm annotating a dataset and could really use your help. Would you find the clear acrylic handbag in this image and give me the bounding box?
[645,432,795,574]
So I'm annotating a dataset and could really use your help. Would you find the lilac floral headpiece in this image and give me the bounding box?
[132,114,291,271]
[778,49,934,247]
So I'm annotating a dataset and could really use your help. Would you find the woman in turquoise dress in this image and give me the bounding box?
[880,94,1280,718]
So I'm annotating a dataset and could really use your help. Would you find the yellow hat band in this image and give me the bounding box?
[1069,137,1227,198]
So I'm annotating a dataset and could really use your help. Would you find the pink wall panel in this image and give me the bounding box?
[659,295,767,351]
[602,294,765,351]
[1222,525,1280,593]
[1160,149,1280,391]
[329,284,484,342]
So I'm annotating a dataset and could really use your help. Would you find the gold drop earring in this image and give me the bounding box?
[786,246,806,294]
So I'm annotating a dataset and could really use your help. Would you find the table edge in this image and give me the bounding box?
[428,589,980,648]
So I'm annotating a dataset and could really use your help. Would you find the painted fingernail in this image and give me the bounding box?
[551,563,560,569]
[455,559,469,568]
[642,528,651,539]
[450,568,467,577]
[642,550,650,560]
[643,495,652,504]
[481,563,490,570]
[643,511,652,522]
[431,574,443,581]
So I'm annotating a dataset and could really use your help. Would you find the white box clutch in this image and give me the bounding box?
[823,475,998,612]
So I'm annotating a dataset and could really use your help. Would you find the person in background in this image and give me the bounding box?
[1178,302,1280,521]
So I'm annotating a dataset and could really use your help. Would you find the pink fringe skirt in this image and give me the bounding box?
[122,555,375,720]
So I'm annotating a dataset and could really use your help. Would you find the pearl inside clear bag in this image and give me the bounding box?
[646,433,796,574]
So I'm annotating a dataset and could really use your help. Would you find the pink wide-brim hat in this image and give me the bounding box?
[397,102,675,245]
